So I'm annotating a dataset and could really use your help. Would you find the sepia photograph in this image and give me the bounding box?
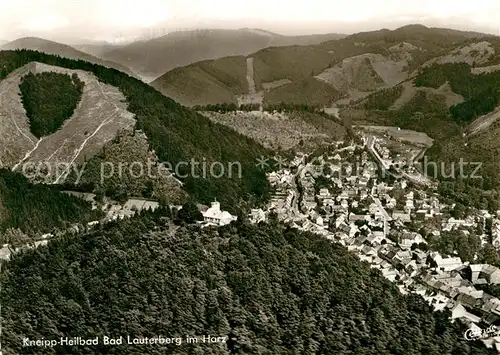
[1,0,500,353]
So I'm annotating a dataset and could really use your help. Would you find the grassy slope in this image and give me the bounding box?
[0,50,272,211]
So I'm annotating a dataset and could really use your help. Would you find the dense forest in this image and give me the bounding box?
[1,211,495,354]
[19,72,84,137]
[414,63,500,122]
[0,50,273,211]
[0,169,100,233]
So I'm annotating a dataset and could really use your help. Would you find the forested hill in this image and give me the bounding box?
[0,50,273,211]
[0,169,99,233]
[1,212,494,354]
[0,37,135,77]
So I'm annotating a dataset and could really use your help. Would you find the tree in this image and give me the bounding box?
[177,201,203,223]
[451,203,466,219]
[323,164,332,176]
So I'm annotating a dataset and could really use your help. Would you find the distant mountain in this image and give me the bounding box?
[1,37,135,77]
[343,24,489,45]
[93,28,345,82]
[152,25,491,107]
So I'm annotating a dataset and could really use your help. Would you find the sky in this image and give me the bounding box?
[0,0,499,43]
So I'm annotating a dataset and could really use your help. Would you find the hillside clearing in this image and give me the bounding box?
[425,41,496,67]
[467,106,500,136]
[315,53,408,93]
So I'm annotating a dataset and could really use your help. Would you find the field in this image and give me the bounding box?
[358,125,434,147]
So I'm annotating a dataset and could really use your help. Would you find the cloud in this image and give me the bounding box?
[19,12,69,32]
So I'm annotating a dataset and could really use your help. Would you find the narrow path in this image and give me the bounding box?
[8,109,35,146]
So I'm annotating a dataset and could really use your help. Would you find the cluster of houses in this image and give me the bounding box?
[374,140,391,160]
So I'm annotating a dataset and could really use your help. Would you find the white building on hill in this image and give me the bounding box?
[202,200,238,226]
[249,209,266,224]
